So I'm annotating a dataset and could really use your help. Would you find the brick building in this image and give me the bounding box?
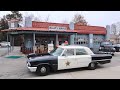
[2,20,107,54]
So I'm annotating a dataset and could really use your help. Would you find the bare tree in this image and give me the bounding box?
[62,19,69,24]
[111,24,117,35]
[28,14,34,20]
[24,12,50,22]
[34,17,41,21]
[72,13,88,25]
[24,13,42,21]
[45,14,50,22]
[111,24,120,43]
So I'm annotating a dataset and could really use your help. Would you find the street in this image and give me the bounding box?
[0,47,120,79]
[0,55,120,79]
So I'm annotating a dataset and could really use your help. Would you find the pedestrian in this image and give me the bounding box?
[62,41,68,46]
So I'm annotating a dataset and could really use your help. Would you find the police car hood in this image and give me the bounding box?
[27,53,51,58]
[28,54,57,61]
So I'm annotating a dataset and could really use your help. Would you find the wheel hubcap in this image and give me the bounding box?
[91,63,95,67]
[40,67,46,73]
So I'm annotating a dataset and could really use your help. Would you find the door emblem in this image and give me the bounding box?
[65,61,70,66]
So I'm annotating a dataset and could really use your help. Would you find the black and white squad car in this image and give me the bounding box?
[26,45,112,76]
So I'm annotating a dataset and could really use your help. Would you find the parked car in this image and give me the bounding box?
[26,45,112,76]
[0,41,11,47]
[99,41,116,56]
[113,44,120,52]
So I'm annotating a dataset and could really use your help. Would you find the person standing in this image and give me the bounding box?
[62,41,68,46]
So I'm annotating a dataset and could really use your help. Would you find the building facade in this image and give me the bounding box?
[2,20,107,54]
[108,22,120,44]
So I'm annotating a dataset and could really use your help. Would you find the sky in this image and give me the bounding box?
[0,11,120,27]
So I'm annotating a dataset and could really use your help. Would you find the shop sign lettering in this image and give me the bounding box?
[49,26,67,30]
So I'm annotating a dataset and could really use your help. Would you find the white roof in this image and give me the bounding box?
[58,45,95,55]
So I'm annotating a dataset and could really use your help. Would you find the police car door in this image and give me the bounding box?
[58,48,77,70]
[75,48,91,67]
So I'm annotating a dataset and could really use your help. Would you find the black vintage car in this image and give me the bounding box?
[99,41,116,55]
[113,44,120,52]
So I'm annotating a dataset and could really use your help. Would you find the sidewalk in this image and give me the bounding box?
[4,47,26,57]
[0,48,8,57]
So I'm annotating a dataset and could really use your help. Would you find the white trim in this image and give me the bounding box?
[60,49,66,56]
[27,65,37,72]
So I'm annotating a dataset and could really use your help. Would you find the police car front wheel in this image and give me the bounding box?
[36,65,50,76]
[88,62,97,70]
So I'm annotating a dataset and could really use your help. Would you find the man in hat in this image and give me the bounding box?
[62,41,68,46]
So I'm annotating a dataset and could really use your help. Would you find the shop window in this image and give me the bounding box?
[83,41,85,44]
[77,42,79,44]
[86,41,88,44]
[81,41,83,44]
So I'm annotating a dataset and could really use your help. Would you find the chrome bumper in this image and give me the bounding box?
[27,64,37,72]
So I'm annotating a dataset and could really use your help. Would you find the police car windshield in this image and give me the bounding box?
[50,47,64,56]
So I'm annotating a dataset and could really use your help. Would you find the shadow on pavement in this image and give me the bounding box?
[30,65,104,77]
[50,65,104,75]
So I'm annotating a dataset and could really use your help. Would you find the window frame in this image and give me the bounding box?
[61,48,75,56]
[75,48,88,56]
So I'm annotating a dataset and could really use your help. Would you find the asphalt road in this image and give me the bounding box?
[0,51,120,79]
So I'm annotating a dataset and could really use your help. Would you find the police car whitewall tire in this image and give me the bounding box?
[36,65,50,76]
[88,62,97,70]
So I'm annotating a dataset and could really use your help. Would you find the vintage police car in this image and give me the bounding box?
[26,45,112,76]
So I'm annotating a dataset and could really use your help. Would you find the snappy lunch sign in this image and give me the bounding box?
[49,26,67,30]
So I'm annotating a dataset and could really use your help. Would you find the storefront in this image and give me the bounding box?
[2,21,107,54]
[70,25,107,52]
[3,27,76,54]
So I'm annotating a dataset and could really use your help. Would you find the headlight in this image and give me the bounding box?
[113,48,115,50]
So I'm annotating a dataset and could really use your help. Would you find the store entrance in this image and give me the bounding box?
[35,35,56,54]
[35,34,70,54]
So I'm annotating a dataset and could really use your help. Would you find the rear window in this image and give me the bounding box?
[62,49,74,56]
[76,48,88,55]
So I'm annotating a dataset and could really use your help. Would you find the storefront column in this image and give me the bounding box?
[11,35,13,51]
[13,36,14,50]
[33,33,36,53]
[56,34,59,46]
[70,35,75,45]
[89,34,93,49]
[106,25,110,41]
[7,32,9,55]
[9,35,12,52]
